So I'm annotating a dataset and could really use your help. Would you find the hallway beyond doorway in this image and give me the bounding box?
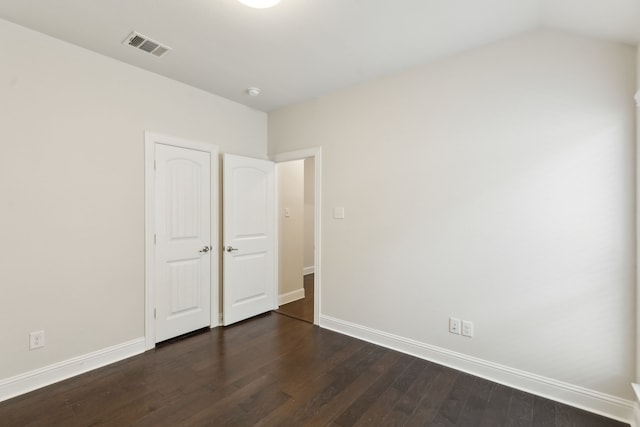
[274,274,314,323]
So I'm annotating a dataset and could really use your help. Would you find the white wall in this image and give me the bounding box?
[277,160,304,298]
[304,157,315,273]
[636,44,640,386]
[269,29,636,402]
[0,19,266,380]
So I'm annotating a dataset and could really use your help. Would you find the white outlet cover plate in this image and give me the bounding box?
[29,330,45,349]
[449,317,461,334]
[462,320,474,337]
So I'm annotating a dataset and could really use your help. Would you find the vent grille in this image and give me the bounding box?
[139,40,159,53]
[151,46,169,57]
[123,32,171,58]
[128,35,145,47]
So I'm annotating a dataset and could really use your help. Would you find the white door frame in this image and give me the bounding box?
[271,147,322,325]
[144,132,219,350]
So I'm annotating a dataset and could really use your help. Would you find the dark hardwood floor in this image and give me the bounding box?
[0,313,628,426]
[275,273,314,323]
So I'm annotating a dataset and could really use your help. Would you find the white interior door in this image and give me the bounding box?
[155,143,211,341]
[223,154,276,326]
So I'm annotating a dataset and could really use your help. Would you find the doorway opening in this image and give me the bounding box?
[271,148,321,325]
[274,157,315,323]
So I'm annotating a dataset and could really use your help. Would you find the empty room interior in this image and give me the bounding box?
[1,0,640,425]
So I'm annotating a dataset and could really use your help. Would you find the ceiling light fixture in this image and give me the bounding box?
[237,0,280,8]
[247,87,261,96]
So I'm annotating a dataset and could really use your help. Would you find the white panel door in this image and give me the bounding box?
[223,154,276,325]
[155,144,211,342]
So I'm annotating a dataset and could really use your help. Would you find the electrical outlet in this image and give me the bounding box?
[462,320,474,337]
[449,317,461,335]
[29,331,45,350]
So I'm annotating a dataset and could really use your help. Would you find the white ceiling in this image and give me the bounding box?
[0,0,638,112]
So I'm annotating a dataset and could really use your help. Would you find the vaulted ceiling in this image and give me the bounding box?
[0,0,638,111]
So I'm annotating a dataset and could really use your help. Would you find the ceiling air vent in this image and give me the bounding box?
[123,32,171,58]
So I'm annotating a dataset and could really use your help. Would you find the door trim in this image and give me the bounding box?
[271,147,322,325]
[144,132,219,350]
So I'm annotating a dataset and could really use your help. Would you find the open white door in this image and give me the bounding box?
[155,143,212,341]
[223,154,276,325]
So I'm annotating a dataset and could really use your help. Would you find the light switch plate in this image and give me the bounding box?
[334,207,345,219]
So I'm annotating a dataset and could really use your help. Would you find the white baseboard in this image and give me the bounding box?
[632,384,640,427]
[0,337,145,403]
[279,288,305,306]
[319,315,634,424]
[303,266,314,276]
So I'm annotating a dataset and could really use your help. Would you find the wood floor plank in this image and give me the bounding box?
[478,382,514,427]
[352,384,405,427]
[505,389,534,427]
[301,349,400,427]
[555,402,629,427]
[253,337,368,426]
[431,372,477,426]
[332,353,411,426]
[381,360,442,426]
[268,344,386,426]
[353,357,432,427]
[404,364,460,427]
[532,395,556,427]
[0,313,629,427]
[456,375,495,426]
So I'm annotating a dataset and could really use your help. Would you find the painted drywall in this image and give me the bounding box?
[636,44,640,386]
[268,29,636,400]
[304,157,315,273]
[277,160,305,298]
[0,19,266,380]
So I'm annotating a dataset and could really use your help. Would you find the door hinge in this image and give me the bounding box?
[154,308,157,319]
[154,234,156,245]
[154,160,157,170]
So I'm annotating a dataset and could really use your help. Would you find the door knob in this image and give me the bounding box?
[199,246,211,253]
[225,246,239,252]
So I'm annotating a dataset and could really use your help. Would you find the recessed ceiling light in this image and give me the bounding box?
[247,87,261,96]
[237,0,280,8]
